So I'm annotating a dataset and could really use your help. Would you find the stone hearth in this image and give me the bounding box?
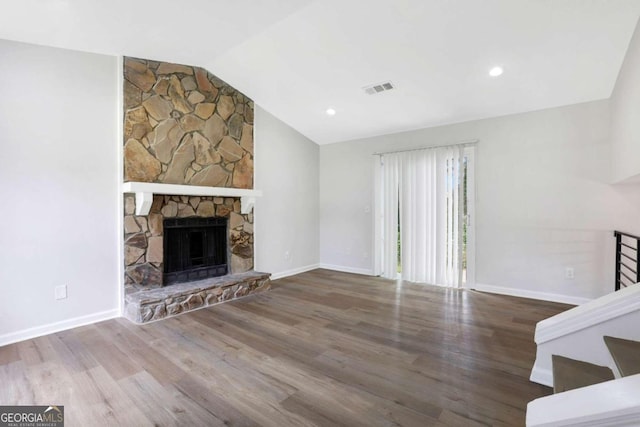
[125,271,271,323]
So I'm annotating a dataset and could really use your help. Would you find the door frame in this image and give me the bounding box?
[464,146,476,288]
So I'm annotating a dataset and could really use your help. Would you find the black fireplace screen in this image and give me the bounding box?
[163,217,228,285]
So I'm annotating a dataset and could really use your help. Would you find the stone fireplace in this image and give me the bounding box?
[123,194,254,290]
[122,57,270,323]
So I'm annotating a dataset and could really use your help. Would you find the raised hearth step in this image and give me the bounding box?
[552,354,614,394]
[124,270,271,324]
[604,335,640,377]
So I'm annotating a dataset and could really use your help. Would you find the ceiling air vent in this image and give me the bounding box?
[363,81,395,95]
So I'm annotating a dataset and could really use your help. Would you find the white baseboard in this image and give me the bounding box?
[530,364,553,387]
[472,283,592,306]
[270,264,320,280]
[0,309,120,347]
[318,263,374,276]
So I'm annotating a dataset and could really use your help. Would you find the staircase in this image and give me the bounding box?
[604,336,640,377]
[551,354,614,394]
[551,336,640,394]
[529,282,640,388]
[527,336,640,426]
[527,231,640,426]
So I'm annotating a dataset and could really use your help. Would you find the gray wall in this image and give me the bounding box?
[254,107,320,278]
[0,40,120,343]
[320,100,640,301]
[611,18,640,183]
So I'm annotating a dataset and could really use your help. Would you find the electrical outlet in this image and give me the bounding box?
[284,251,290,261]
[363,251,369,259]
[55,285,67,300]
[565,267,575,280]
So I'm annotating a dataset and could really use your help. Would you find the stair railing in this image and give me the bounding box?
[614,230,640,291]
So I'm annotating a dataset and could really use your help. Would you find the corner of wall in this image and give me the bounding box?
[253,106,321,279]
[116,55,125,316]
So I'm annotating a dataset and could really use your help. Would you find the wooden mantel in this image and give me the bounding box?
[122,182,262,216]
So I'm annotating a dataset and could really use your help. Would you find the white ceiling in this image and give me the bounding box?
[1,0,639,144]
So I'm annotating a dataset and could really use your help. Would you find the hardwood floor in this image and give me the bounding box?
[0,269,570,426]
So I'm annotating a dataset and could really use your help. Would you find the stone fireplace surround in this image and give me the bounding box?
[123,193,257,290]
[122,192,271,323]
[122,57,271,324]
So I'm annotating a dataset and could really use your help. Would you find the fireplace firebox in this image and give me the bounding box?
[163,217,228,285]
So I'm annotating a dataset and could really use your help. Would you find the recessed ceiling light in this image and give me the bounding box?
[489,66,504,77]
[326,108,336,116]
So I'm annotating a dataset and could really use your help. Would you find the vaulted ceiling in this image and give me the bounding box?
[1,0,639,144]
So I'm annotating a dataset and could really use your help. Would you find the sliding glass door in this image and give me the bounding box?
[374,145,475,288]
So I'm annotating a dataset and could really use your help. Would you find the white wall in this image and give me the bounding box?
[0,40,119,344]
[611,18,640,183]
[320,100,640,301]
[254,107,320,279]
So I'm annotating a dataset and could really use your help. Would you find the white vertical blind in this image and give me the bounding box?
[382,153,400,279]
[400,149,438,283]
[381,145,465,287]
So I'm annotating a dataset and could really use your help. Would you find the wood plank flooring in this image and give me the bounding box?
[0,269,571,426]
